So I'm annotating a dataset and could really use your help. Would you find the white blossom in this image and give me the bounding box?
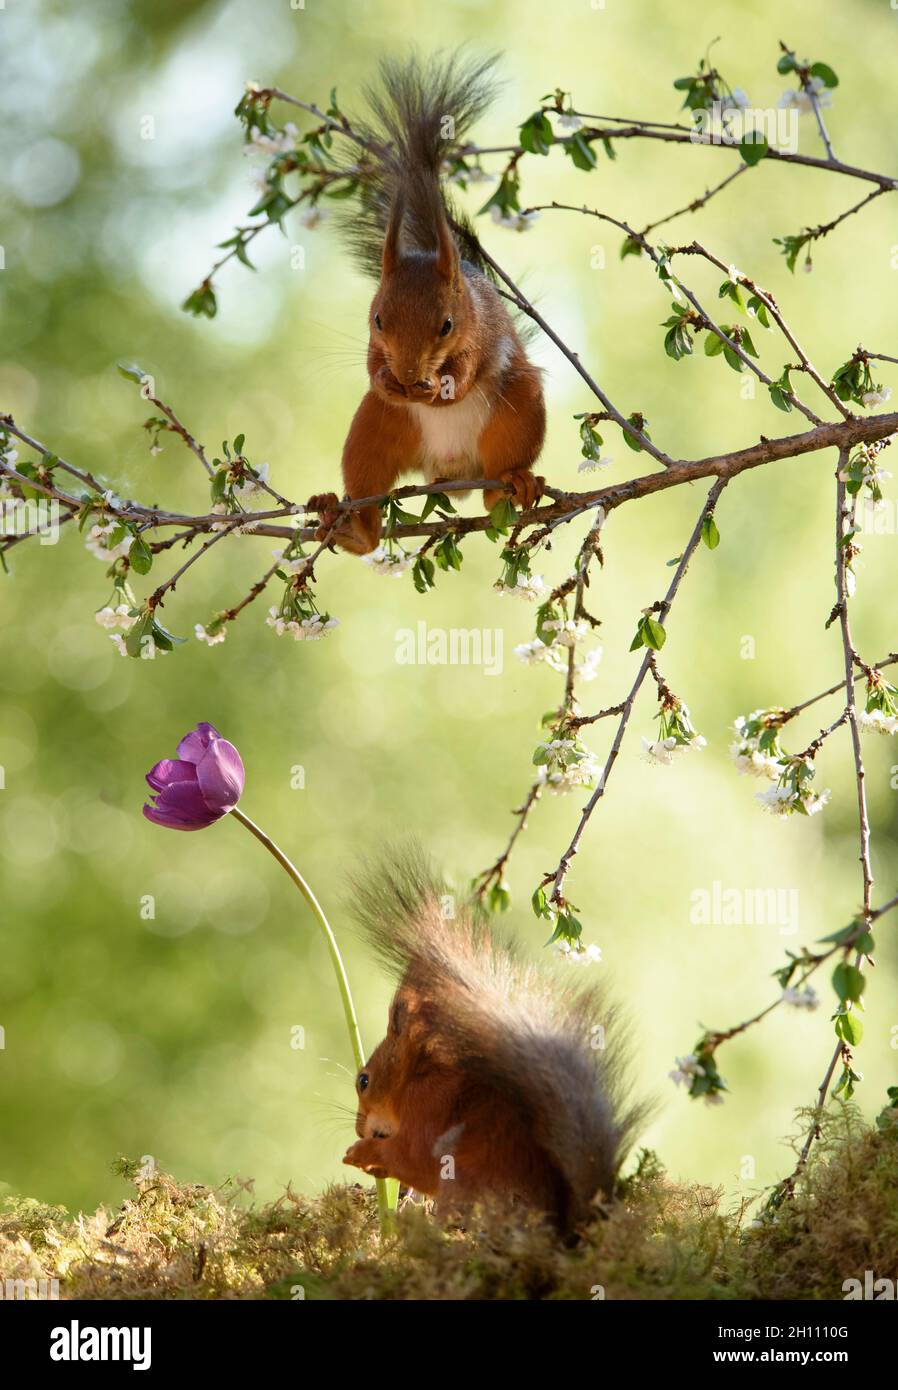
[643,735,679,765]
[553,939,602,964]
[535,738,602,794]
[722,87,751,112]
[575,648,603,682]
[234,462,270,500]
[195,623,227,646]
[210,502,230,533]
[84,523,131,562]
[781,985,820,1011]
[362,545,416,578]
[542,616,590,648]
[558,112,583,130]
[756,783,831,817]
[669,1054,705,1088]
[270,548,307,576]
[578,455,614,473]
[778,77,832,113]
[490,206,539,233]
[861,386,892,408]
[859,708,898,736]
[494,572,547,601]
[514,639,567,672]
[95,604,136,632]
[464,166,496,184]
[266,606,338,641]
[0,444,19,495]
[643,732,704,765]
[299,206,328,230]
[244,123,298,156]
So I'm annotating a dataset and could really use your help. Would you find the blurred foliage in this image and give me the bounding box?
[0,0,897,1216]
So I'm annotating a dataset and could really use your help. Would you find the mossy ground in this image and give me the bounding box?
[2,1104,896,1300]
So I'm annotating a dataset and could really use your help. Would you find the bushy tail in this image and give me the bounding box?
[351,848,648,1223]
[343,49,499,278]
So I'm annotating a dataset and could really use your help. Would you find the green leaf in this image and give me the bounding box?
[520,111,555,156]
[723,343,743,372]
[832,962,866,1004]
[835,1010,863,1047]
[421,491,456,519]
[566,131,598,171]
[412,555,436,594]
[128,534,154,576]
[181,283,217,319]
[488,497,518,534]
[631,613,666,651]
[777,54,797,74]
[531,886,552,920]
[810,62,839,89]
[116,362,147,384]
[487,882,511,914]
[738,133,769,166]
[746,295,771,328]
[818,921,861,945]
[701,516,720,550]
[739,327,758,358]
[151,618,186,648]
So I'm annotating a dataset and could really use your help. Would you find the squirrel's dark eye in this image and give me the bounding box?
[373,313,383,332]
[439,317,453,337]
[357,1072,370,1092]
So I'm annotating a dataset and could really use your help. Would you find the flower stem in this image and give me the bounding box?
[230,805,397,1228]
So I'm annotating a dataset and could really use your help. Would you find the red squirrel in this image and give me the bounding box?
[342,854,644,1232]
[309,54,546,555]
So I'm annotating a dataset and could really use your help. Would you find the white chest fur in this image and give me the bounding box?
[410,391,492,482]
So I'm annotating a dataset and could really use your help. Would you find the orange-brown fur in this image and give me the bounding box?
[344,985,568,1224]
[342,855,646,1232]
[308,56,546,554]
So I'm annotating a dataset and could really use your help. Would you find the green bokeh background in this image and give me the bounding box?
[1,0,896,1216]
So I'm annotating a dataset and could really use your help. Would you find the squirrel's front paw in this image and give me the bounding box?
[371,366,407,401]
[507,470,544,510]
[307,492,342,541]
[343,1139,389,1178]
[484,470,545,513]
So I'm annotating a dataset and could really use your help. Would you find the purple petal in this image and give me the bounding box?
[195,736,245,813]
[145,758,198,794]
[142,802,219,832]
[176,722,221,766]
[143,775,222,831]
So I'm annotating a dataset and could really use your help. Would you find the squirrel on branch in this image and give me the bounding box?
[310,52,547,555]
[342,853,645,1232]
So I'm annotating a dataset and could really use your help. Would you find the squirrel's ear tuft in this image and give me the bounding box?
[434,211,460,285]
[389,994,408,1035]
[382,192,405,276]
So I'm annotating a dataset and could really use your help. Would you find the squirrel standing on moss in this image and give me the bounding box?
[342,856,644,1232]
[309,52,547,555]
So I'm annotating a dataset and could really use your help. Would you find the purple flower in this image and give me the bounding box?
[143,723,245,831]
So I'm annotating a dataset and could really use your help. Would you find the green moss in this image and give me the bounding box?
[2,1105,896,1300]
